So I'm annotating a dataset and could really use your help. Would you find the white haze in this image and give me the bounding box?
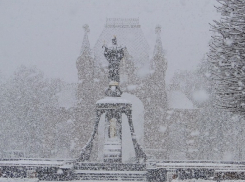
[0,0,219,83]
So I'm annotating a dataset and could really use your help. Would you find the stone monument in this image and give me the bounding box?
[79,37,146,163]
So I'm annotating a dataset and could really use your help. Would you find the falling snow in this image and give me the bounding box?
[1,0,245,181]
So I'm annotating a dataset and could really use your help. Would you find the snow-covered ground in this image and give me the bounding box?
[42,181,144,182]
[0,178,39,182]
[0,179,146,182]
[172,180,245,182]
[2,179,245,182]
[42,181,145,182]
[0,179,240,182]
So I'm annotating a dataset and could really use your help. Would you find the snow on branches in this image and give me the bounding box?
[208,0,245,113]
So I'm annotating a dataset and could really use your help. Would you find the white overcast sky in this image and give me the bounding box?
[0,0,219,83]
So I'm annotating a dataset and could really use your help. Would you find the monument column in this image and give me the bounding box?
[101,37,124,162]
[79,37,146,163]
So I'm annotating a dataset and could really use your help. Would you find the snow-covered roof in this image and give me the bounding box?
[96,97,131,104]
[167,90,196,109]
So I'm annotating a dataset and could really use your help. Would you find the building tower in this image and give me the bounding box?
[143,25,168,158]
[75,25,97,155]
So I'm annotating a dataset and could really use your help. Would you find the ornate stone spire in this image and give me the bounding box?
[153,25,164,57]
[80,24,91,55]
[76,24,94,81]
[152,25,167,72]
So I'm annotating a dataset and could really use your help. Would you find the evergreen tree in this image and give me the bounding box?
[208,0,245,160]
[208,0,245,114]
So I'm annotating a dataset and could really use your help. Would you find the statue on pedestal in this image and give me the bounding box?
[79,36,146,163]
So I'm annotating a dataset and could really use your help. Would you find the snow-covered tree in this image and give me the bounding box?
[208,0,245,114]
[0,66,66,158]
[169,58,241,160]
[208,0,245,160]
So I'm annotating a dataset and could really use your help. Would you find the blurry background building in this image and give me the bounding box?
[75,18,198,161]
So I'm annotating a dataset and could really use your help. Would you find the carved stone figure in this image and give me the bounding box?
[103,37,124,97]
[104,37,124,83]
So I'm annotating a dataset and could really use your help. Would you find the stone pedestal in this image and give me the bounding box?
[79,96,146,163]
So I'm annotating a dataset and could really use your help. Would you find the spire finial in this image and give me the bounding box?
[83,24,90,33]
[80,24,91,55]
[153,24,164,57]
[155,25,161,35]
